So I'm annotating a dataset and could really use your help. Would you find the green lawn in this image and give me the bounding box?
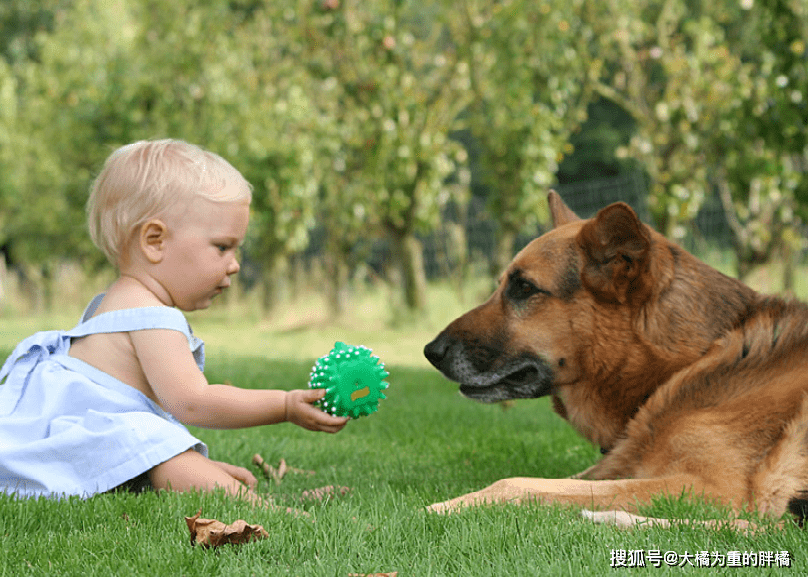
[1,352,806,575]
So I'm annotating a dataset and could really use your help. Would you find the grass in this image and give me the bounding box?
[3,274,808,575]
[1,354,807,576]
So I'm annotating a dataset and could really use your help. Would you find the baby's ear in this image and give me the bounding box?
[139,219,168,264]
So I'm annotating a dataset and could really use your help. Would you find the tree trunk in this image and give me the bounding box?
[492,228,518,277]
[446,222,468,304]
[389,228,427,313]
[324,245,350,319]
[0,255,5,309]
[260,253,287,315]
[222,273,242,313]
[782,241,795,297]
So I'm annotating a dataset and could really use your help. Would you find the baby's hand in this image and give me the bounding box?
[212,460,258,490]
[285,389,350,433]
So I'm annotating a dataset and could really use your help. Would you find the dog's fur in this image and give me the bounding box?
[424,192,808,526]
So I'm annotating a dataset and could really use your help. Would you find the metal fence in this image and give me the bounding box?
[420,172,735,279]
[297,172,737,282]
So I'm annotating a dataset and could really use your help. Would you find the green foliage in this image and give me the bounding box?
[449,0,594,270]
[294,0,472,311]
[0,0,806,307]
[588,0,807,275]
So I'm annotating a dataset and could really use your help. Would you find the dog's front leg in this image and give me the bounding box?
[427,476,705,515]
[427,477,629,513]
[427,478,544,513]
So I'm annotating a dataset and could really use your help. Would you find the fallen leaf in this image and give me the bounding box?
[276,458,288,481]
[185,509,269,548]
[348,573,398,577]
[252,453,315,484]
[299,485,352,502]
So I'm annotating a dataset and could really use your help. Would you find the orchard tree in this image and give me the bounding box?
[586,0,741,235]
[714,0,808,282]
[297,0,471,314]
[0,59,17,255]
[2,0,324,312]
[223,6,321,311]
[0,0,136,308]
[448,0,594,274]
[588,0,807,281]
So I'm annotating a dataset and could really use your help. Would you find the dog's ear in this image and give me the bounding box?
[548,190,580,227]
[577,202,651,304]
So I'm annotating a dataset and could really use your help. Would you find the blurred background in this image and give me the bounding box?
[0,0,806,336]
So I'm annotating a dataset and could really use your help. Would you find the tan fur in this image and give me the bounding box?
[424,192,808,526]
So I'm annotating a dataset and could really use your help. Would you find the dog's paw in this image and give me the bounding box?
[426,496,472,514]
[581,509,671,529]
[425,501,452,514]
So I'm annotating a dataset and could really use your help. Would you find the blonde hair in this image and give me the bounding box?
[87,139,252,265]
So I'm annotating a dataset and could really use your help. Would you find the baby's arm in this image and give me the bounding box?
[130,329,348,432]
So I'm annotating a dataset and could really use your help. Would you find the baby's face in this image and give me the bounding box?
[157,193,250,311]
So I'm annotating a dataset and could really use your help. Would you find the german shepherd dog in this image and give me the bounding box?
[424,192,808,528]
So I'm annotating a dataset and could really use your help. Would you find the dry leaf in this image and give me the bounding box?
[252,453,315,484]
[276,458,287,481]
[185,509,269,548]
[348,573,398,577]
[299,485,351,502]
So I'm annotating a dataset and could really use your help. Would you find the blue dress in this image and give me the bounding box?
[0,294,208,499]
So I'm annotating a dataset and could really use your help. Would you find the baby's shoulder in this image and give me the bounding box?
[92,284,166,316]
[75,291,190,339]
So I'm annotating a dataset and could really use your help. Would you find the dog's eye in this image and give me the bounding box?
[506,276,547,301]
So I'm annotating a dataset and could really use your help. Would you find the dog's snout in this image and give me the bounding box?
[424,334,450,368]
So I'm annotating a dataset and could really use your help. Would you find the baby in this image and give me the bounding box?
[0,139,348,503]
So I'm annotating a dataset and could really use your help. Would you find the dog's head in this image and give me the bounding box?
[424,191,657,404]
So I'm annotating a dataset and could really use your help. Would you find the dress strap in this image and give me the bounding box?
[80,293,105,321]
[64,306,193,340]
[65,295,205,370]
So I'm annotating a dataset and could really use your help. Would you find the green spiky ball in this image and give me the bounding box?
[308,342,389,418]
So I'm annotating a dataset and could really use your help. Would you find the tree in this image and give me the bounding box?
[588,0,807,282]
[448,0,594,274]
[0,0,135,308]
[586,0,733,235]
[218,5,321,311]
[1,0,326,312]
[297,0,471,314]
[714,0,807,281]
